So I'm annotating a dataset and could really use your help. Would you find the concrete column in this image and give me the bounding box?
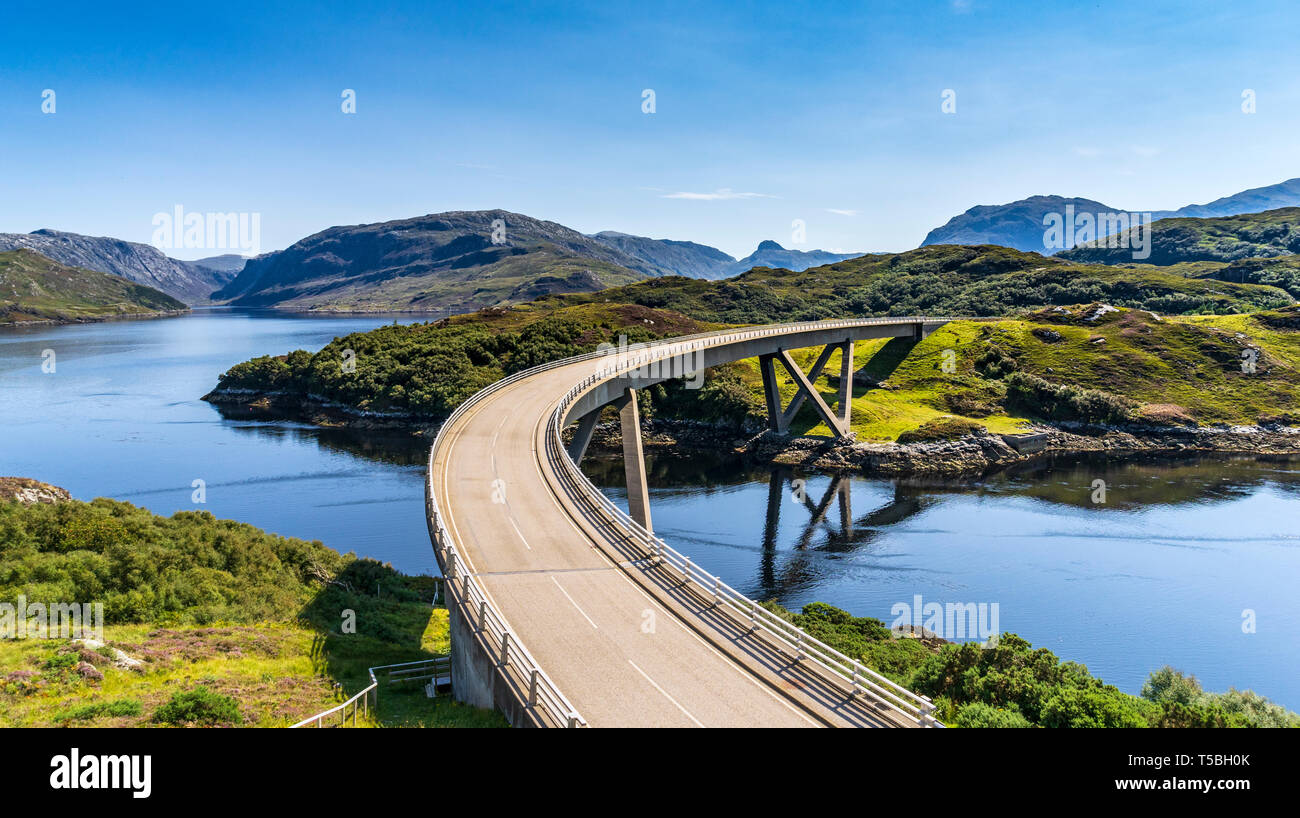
[567,406,601,464]
[837,340,854,427]
[618,388,653,533]
[759,353,783,433]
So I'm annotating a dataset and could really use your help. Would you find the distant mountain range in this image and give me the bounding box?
[922,178,1300,253]
[214,210,657,312]
[0,230,236,305]
[0,215,863,313]
[588,232,863,280]
[214,210,866,311]
[0,248,187,324]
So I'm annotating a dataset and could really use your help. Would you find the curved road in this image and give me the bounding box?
[432,322,944,727]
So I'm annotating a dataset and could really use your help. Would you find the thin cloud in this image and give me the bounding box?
[825,208,857,216]
[1073,146,1102,158]
[662,188,777,201]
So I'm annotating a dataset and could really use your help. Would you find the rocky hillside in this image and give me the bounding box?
[921,195,1115,253]
[213,210,661,312]
[0,249,188,324]
[921,178,1300,252]
[588,231,736,279]
[0,230,234,305]
[723,240,862,275]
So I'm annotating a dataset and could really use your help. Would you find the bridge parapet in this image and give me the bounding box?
[427,316,956,727]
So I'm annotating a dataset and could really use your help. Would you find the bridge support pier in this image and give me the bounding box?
[566,406,601,464]
[616,388,653,533]
[759,340,855,439]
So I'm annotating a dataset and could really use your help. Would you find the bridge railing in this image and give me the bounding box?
[430,316,955,728]
[547,316,951,727]
[427,361,594,728]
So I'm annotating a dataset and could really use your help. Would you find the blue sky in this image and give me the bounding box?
[1,0,1298,259]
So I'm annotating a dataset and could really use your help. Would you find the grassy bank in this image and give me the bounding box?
[0,492,503,728]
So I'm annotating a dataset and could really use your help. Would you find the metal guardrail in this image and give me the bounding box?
[428,316,954,729]
[547,317,949,727]
[289,657,451,728]
[427,361,595,728]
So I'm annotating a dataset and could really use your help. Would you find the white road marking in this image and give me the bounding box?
[508,515,532,551]
[628,660,704,727]
[441,360,821,728]
[551,576,598,629]
[528,391,819,726]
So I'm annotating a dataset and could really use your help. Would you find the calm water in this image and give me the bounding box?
[0,310,433,572]
[590,452,1300,707]
[2,312,1297,707]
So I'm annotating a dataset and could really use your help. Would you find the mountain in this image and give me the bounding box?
[722,240,863,276]
[0,230,234,305]
[0,249,188,324]
[1155,178,1300,220]
[188,254,251,275]
[921,179,1300,253]
[921,196,1117,254]
[588,231,736,279]
[214,210,657,312]
[1061,207,1300,266]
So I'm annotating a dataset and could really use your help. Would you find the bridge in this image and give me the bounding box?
[425,316,951,727]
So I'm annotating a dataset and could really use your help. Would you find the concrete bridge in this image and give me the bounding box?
[425,316,951,727]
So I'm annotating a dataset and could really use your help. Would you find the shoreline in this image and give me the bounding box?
[0,308,190,328]
[202,386,1300,476]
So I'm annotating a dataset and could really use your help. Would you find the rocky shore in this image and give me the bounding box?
[582,417,1300,476]
[203,386,1300,477]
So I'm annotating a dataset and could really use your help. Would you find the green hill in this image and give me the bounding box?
[205,247,1300,441]
[214,210,657,313]
[0,249,188,324]
[1061,207,1300,265]
[543,243,1292,321]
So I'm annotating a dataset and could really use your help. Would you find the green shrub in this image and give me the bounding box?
[896,417,982,444]
[54,698,143,723]
[1141,665,1203,705]
[954,702,1033,728]
[1004,372,1134,424]
[153,687,242,726]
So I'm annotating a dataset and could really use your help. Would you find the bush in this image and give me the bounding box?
[153,687,242,726]
[954,702,1033,728]
[1004,372,1134,424]
[896,417,982,444]
[1141,666,1203,706]
[54,698,143,723]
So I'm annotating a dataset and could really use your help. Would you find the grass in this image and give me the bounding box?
[0,249,187,324]
[0,613,503,728]
[0,496,506,728]
[722,304,1300,440]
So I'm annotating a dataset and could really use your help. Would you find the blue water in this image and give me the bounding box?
[3,311,1297,708]
[0,309,435,574]
[590,453,1300,708]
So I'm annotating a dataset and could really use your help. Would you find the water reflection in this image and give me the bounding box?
[585,449,1300,706]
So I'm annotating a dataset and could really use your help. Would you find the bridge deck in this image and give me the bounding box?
[433,342,925,728]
